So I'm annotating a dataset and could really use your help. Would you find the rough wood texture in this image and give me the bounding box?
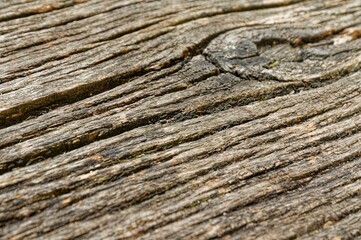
[0,0,361,239]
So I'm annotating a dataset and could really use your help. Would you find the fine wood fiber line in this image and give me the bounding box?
[0,0,360,239]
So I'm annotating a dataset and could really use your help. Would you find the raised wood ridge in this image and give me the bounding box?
[0,0,360,239]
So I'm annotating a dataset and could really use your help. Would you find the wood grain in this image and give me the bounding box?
[0,0,360,239]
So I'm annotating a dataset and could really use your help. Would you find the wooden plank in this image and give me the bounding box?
[0,0,360,239]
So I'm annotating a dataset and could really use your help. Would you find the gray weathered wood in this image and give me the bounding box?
[0,0,360,239]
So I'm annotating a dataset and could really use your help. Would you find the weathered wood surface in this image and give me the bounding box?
[0,0,361,239]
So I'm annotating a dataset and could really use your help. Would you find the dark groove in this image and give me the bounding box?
[0,66,218,174]
[0,1,311,129]
[0,64,184,150]
[1,0,360,239]
[6,94,359,225]
[141,111,361,237]
[0,62,358,175]
[0,54,182,129]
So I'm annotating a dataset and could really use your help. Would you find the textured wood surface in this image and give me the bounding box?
[0,0,361,239]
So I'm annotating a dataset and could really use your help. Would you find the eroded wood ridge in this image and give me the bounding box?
[0,0,360,239]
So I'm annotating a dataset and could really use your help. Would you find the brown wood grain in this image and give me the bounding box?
[0,0,360,239]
